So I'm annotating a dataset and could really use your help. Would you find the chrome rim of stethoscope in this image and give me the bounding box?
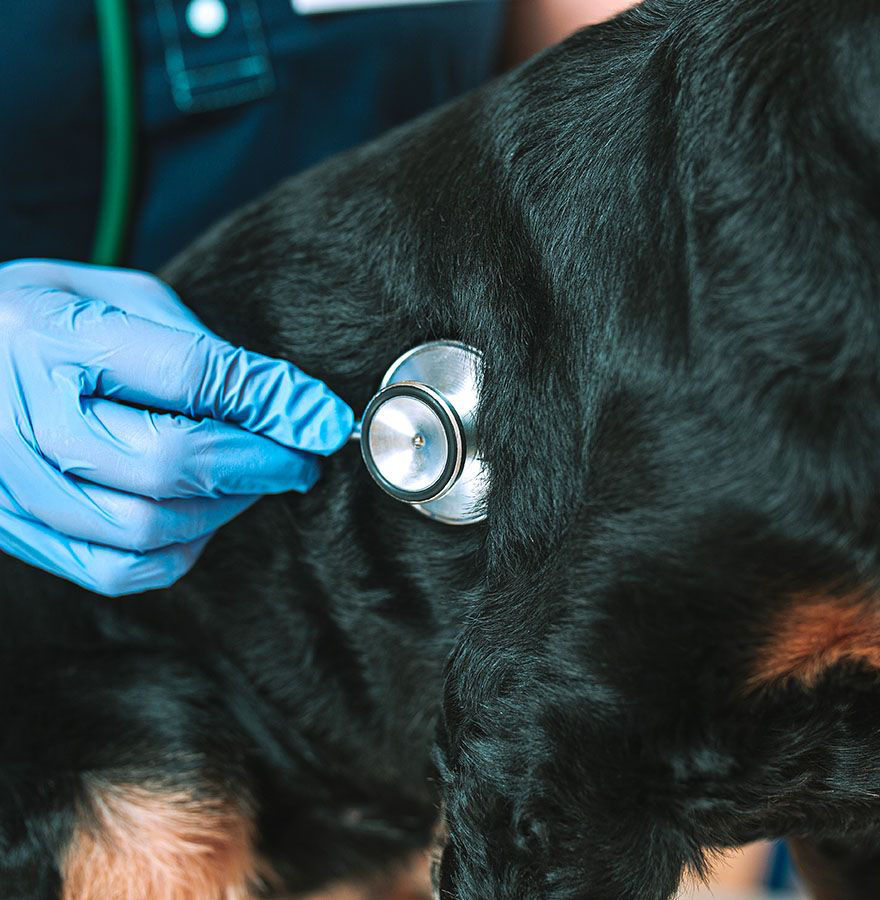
[354,340,488,525]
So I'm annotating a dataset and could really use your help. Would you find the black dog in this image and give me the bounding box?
[2,0,880,897]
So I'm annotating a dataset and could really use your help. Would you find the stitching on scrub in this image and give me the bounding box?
[152,0,276,114]
[153,0,193,111]
[178,80,271,112]
[184,57,266,87]
[240,0,274,74]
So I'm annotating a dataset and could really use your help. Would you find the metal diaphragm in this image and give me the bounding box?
[359,341,488,525]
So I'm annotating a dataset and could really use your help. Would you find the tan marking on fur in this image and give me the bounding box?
[62,781,269,900]
[749,594,880,691]
[309,850,434,900]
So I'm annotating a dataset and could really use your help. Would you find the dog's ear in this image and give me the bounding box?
[433,617,550,900]
[433,584,700,900]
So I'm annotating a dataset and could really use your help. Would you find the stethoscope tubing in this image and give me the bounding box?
[92,0,138,265]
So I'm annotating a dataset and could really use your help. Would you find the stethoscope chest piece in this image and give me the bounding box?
[358,341,488,525]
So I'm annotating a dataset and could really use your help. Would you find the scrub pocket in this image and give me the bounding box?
[152,0,276,112]
[131,0,503,268]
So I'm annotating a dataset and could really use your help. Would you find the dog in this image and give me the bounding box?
[2,0,879,897]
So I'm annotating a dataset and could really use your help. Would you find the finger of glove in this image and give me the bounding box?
[34,397,322,499]
[0,441,244,550]
[18,467,259,552]
[68,305,354,455]
[0,507,212,597]
[0,259,211,334]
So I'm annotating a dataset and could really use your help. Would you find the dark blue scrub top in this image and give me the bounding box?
[0,0,504,270]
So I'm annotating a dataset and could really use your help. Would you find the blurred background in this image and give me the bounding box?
[302,842,802,898]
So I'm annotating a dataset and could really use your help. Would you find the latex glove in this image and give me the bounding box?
[0,260,354,596]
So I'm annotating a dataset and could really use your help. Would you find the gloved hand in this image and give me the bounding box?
[0,260,354,596]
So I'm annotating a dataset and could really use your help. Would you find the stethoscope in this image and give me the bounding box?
[90,5,490,524]
[351,341,488,525]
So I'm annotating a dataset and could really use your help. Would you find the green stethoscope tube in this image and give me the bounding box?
[91,0,137,265]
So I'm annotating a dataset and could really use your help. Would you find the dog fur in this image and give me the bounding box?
[1,0,880,897]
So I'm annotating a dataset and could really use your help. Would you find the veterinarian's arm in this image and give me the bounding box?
[505,0,641,64]
[0,259,353,597]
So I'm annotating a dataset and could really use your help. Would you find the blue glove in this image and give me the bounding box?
[0,260,354,596]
